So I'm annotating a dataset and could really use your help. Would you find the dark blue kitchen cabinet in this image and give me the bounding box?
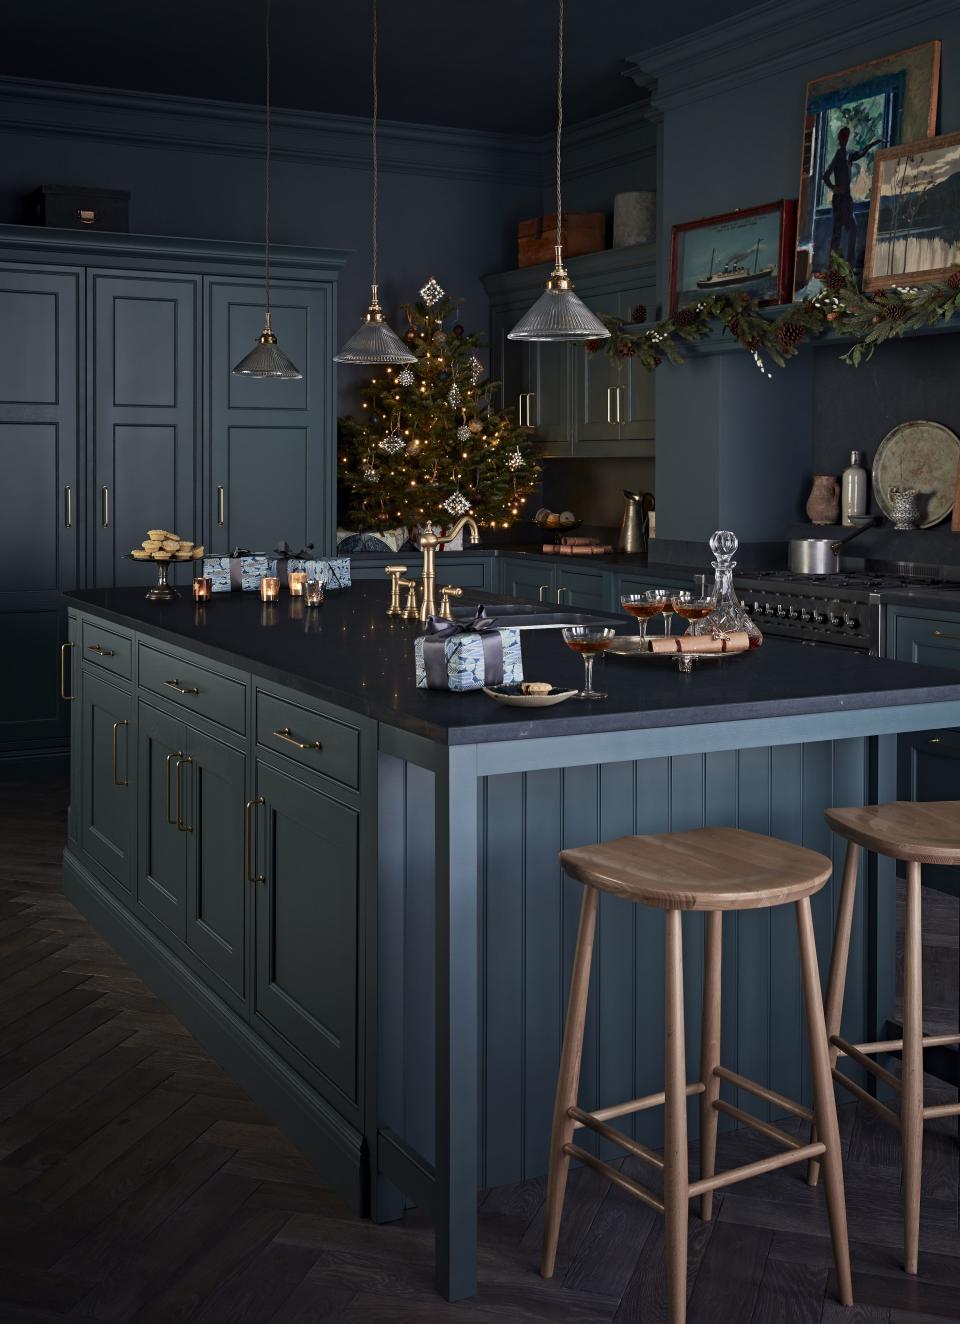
[488,298,570,455]
[138,700,188,941]
[80,667,135,897]
[557,564,612,611]
[207,277,335,557]
[253,757,359,1104]
[0,265,80,759]
[91,272,199,588]
[499,555,555,603]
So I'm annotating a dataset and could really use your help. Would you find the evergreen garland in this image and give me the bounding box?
[587,255,960,373]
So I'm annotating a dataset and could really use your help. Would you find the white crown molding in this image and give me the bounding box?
[625,0,956,112]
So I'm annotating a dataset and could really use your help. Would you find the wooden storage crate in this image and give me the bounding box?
[517,212,605,267]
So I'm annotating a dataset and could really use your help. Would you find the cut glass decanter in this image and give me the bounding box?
[688,530,763,648]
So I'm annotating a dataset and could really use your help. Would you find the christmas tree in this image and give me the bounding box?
[338,277,540,532]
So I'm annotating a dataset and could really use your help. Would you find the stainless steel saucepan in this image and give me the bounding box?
[788,521,874,575]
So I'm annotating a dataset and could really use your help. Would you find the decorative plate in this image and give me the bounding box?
[872,421,960,528]
[482,684,577,708]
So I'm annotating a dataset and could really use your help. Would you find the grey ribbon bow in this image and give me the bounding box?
[422,605,505,688]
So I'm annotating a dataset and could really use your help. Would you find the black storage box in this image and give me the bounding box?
[29,185,130,232]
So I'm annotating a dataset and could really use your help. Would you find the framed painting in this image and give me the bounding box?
[669,200,796,312]
[793,40,940,299]
[864,131,960,289]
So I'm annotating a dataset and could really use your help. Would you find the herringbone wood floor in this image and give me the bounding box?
[0,773,958,1322]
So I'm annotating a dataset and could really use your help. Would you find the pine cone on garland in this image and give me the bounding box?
[674,306,700,328]
[652,354,664,367]
[630,303,647,323]
[616,338,637,358]
[777,321,806,350]
[727,315,740,337]
[585,338,604,353]
[948,270,960,290]
[883,303,908,322]
[824,267,846,292]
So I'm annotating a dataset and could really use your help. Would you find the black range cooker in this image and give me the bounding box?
[736,571,960,655]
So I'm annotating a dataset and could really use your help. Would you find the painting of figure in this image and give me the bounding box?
[864,131,960,289]
[793,42,940,299]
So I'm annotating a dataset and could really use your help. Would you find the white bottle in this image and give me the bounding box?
[841,450,868,526]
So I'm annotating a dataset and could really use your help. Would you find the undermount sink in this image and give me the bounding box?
[451,602,609,629]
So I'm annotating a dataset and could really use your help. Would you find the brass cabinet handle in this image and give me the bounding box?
[245,797,266,883]
[556,586,571,604]
[606,386,613,424]
[165,750,184,825]
[175,756,193,832]
[87,643,115,657]
[272,726,322,751]
[112,719,129,787]
[537,584,551,602]
[931,630,960,642]
[64,485,72,528]
[101,485,109,527]
[518,392,535,426]
[165,678,200,695]
[614,384,623,423]
[217,486,225,527]
[59,642,77,701]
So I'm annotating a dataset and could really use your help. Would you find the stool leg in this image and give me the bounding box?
[902,860,924,1276]
[699,910,722,1221]
[664,908,689,1324]
[541,885,599,1279]
[796,896,853,1308]
[808,839,861,1187]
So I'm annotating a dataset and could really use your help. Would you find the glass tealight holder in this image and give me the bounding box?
[304,578,324,607]
[288,571,308,597]
[192,576,213,601]
[260,576,280,602]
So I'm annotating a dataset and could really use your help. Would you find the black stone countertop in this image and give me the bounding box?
[66,583,960,747]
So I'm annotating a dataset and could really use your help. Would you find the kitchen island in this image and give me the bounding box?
[62,582,960,1300]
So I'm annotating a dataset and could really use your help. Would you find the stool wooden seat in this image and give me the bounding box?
[810,800,960,1277]
[544,826,852,1324]
[561,825,832,910]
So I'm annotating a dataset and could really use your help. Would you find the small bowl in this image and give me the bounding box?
[483,684,577,708]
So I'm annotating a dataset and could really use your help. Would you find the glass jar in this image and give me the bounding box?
[688,530,763,648]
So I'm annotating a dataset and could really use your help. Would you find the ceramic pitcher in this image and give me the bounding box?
[805,474,840,526]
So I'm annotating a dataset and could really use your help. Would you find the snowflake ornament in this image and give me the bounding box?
[447,383,461,407]
[362,463,378,482]
[505,447,525,470]
[468,356,483,385]
[378,429,406,454]
[456,424,471,442]
[396,367,416,386]
[441,490,472,517]
[420,277,444,307]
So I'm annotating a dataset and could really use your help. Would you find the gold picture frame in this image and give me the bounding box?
[863,130,960,290]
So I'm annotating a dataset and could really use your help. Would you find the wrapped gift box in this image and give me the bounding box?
[202,555,275,592]
[286,556,351,589]
[415,616,522,692]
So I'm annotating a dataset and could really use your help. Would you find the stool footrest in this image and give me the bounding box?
[923,1101,960,1120]
[832,1068,900,1129]
[842,1032,960,1056]
[830,1035,902,1092]
[713,1099,804,1151]
[688,1141,826,1199]
[714,1065,814,1123]
[567,1106,664,1171]
[583,1082,705,1126]
[562,1143,665,1214]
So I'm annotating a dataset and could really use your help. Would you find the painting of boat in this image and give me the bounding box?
[670,201,796,311]
[696,239,776,289]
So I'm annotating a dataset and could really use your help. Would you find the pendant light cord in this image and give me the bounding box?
[555,0,563,256]
[371,0,379,292]
[264,0,273,322]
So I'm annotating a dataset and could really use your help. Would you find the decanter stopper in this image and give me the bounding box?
[709,529,738,567]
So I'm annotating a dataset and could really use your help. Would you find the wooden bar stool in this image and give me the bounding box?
[808,800,960,1276]
[542,826,853,1324]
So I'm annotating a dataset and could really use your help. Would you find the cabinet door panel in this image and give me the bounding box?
[208,278,333,556]
[532,343,569,449]
[80,670,135,895]
[91,272,198,588]
[254,761,358,1101]
[187,727,247,1002]
[0,423,59,590]
[138,702,188,942]
[499,557,555,604]
[557,566,611,611]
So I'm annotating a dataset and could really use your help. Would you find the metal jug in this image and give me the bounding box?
[618,490,652,555]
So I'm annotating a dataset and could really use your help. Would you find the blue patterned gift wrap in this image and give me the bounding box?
[415,628,523,691]
[201,556,274,592]
[286,557,351,589]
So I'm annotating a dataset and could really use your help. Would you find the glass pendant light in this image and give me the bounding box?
[334,0,415,365]
[233,0,302,378]
[509,0,610,344]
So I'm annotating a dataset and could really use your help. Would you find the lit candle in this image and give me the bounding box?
[304,578,324,607]
[260,576,280,602]
[288,571,308,597]
[192,576,213,601]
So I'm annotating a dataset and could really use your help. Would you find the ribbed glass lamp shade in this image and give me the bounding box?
[232,327,302,378]
[334,291,416,365]
[508,250,611,343]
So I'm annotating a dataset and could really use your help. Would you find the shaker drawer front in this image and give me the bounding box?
[256,690,359,790]
[81,619,133,680]
[138,643,246,734]
[891,610,960,669]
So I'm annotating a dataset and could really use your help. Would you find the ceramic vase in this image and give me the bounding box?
[806,474,840,526]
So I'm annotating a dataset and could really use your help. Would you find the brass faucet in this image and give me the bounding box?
[417,516,480,622]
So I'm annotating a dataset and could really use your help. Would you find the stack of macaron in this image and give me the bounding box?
[130,530,205,563]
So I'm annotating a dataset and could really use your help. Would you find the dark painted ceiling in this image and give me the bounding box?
[1,0,762,134]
